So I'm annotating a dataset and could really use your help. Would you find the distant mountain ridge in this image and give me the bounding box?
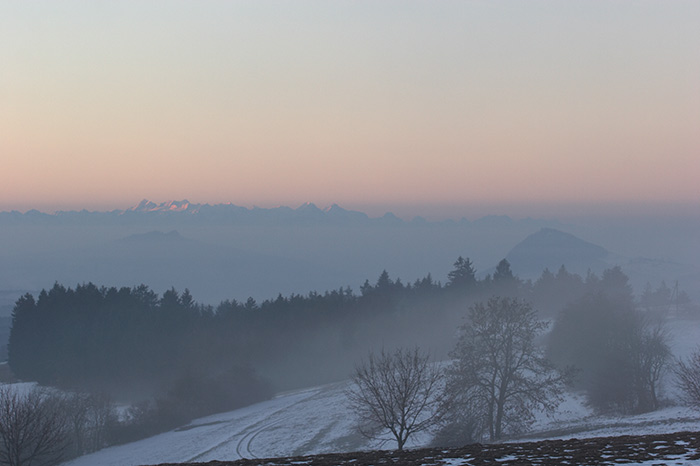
[116,199,371,218]
[0,200,559,228]
[0,200,376,226]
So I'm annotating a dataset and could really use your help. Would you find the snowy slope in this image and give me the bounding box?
[63,318,700,466]
[61,386,700,466]
[63,382,362,466]
[62,386,700,466]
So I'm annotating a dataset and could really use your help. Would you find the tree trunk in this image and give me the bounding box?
[494,400,504,440]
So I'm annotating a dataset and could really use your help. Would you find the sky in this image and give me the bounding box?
[1,1,699,218]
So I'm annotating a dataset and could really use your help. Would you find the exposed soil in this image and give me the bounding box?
[148,430,700,466]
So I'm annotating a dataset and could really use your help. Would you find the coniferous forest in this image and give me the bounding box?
[9,258,693,418]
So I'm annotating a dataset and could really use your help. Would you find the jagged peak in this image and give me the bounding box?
[129,199,158,212]
[127,199,196,213]
[296,202,322,212]
[324,203,345,213]
[162,200,192,211]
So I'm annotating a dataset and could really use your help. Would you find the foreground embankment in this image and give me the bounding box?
[149,430,700,466]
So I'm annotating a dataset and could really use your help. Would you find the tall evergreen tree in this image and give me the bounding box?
[447,256,477,290]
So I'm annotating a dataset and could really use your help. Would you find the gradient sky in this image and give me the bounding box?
[1,1,699,217]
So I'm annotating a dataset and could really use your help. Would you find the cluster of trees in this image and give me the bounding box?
[348,297,569,450]
[9,284,269,396]
[347,266,698,449]
[349,290,700,450]
[10,284,199,389]
[548,268,672,413]
[640,281,693,316]
[0,386,116,466]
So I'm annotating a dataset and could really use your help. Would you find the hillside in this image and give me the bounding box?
[60,316,700,466]
[61,383,700,466]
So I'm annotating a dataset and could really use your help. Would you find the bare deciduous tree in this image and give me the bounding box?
[633,320,671,412]
[347,347,443,451]
[64,392,116,457]
[446,297,568,441]
[0,386,68,466]
[675,348,700,410]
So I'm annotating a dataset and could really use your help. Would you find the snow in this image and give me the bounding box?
[440,458,473,466]
[61,380,700,466]
[524,393,700,442]
[62,379,438,466]
[63,382,365,466]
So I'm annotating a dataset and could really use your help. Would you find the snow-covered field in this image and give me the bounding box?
[60,317,700,466]
[63,381,371,466]
[62,382,700,466]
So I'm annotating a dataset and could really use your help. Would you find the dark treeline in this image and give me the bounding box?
[10,258,692,393]
[7,258,696,434]
[6,258,541,393]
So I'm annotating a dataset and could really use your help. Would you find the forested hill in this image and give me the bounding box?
[9,260,693,398]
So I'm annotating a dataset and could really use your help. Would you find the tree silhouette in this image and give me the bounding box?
[0,387,68,466]
[347,348,443,451]
[446,297,567,441]
[447,256,477,290]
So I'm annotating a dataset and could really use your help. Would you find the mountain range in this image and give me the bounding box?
[0,200,556,228]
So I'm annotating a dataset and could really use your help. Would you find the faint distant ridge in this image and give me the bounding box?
[0,200,561,228]
[0,200,386,226]
[506,227,610,277]
[119,199,376,225]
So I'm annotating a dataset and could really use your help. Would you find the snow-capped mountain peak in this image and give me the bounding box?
[127,199,196,213]
[129,199,158,212]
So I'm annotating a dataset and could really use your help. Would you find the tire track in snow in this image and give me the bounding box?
[238,417,285,458]
[236,383,349,459]
[185,387,324,462]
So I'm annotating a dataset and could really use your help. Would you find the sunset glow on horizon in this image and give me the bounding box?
[2,1,699,218]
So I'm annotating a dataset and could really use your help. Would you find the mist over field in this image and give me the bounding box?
[1,201,698,315]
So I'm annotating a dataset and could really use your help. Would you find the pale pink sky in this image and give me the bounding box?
[1,1,699,217]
